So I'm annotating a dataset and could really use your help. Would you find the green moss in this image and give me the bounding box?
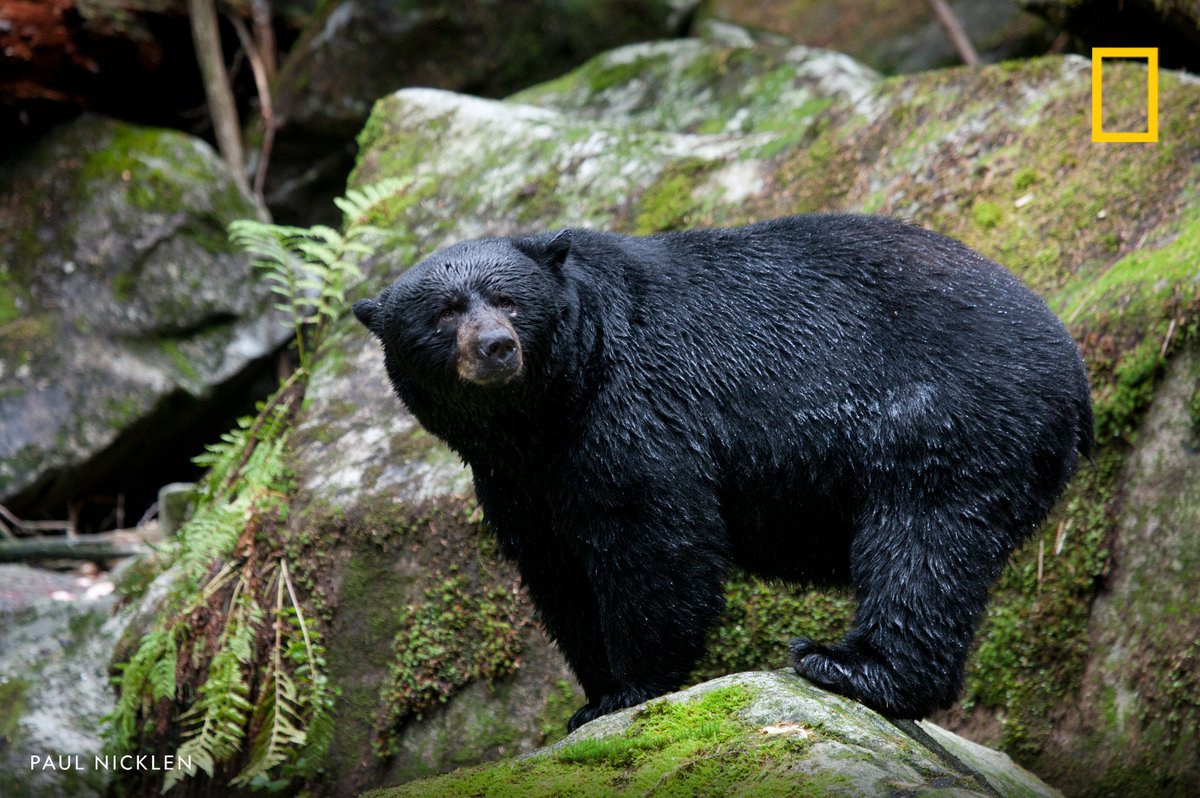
[633,158,719,235]
[514,171,565,225]
[114,553,168,601]
[961,447,1119,756]
[321,535,417,779]
[694,575,854,683]
[0,270,20,326]
[1013,167,1039,192]
[376,571,525,755]
[160,340,202,383]
[1055,202,1200,444]
[971,199,1003,230]
[0,677,28,743]
[558,686,754,767]
[586,55,661,94]
[363,685,851,798]
[76,122,253,225]
[539,680,582,747]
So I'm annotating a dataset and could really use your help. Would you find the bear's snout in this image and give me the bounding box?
[457,312,523,385]
[478,329,518,366]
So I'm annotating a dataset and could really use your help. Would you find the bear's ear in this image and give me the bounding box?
[353,298,381,335]
[514,228,573,274]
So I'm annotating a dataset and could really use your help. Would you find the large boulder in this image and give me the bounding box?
[265,0,698,223]
[362,672,1060,796]
[0,115,287,526]
[0,564,132,798]
[361,671,1063,798]
[344,27,1200,797]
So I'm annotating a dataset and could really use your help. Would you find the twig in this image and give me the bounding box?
[228,11,277,211]
[1037,538,1045,586]
[1160,316,1178,359]
[1066,281,1102,325]
[925,0,980,66]
[281,558,317,674]
[188,0,250,196]
[250,0,276,78]
[1054,518,1068,556]
[0,504,22,539]
[15,520,72,532]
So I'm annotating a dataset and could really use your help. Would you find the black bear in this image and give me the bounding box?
[353,214,1093,731]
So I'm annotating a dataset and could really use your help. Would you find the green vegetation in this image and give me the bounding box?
[103,181,408,793]
[0,677,29,744]
[361,685,837,798]
[633,158,720,235]
[695,577,854,682]
[230,178,412,370]
[376,573,525,754]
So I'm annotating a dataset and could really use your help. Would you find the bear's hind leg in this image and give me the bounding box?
[791,503,1008,717]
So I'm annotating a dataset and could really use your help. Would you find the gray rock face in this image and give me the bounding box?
[265,0,698,222]
[1045,344,1200,794]
[0,115,288,517]
[0,564,132,798]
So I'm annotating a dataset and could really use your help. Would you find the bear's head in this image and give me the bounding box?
[353,230,572,394]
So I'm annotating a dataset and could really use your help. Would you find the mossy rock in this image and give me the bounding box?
[362,672,1063,798]
[343,32,1200,796]
[0,115,288,514]
[698,0,1053,74]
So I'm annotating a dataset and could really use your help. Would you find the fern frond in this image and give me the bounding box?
[165,592,260,791]
[103,628,177,755]
[334,177,412,223]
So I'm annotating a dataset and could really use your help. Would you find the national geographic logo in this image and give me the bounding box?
[1092,47,1159,143]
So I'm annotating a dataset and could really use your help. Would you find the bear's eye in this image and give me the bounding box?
[495,297,517,315]
[437,308,458,324]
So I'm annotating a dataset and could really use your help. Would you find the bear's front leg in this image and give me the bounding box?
[512,544,621,718]
[568,514,730,730]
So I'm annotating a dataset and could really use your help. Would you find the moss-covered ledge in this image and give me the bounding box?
[362,672,1062,798]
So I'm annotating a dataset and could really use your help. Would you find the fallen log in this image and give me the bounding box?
[0,526,161,563]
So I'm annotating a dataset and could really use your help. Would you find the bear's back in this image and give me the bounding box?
[566,215,1083,413]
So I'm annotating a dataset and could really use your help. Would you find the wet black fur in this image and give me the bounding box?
[354,215,1094,730]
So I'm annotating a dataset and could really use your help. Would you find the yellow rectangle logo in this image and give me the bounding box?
[1092,47,1159,143]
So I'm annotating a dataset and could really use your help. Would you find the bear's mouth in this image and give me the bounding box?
[458,358,523,386]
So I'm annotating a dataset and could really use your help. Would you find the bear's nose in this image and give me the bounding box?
[479,329,517,364]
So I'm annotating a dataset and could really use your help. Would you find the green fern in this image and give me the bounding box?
[104,628,177,754]
[232,663,307,788]
[108,181,402,793]
[229,177,412,369]
[166,593,261,791]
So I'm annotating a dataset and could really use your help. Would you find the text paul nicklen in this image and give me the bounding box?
[30,754,194,772]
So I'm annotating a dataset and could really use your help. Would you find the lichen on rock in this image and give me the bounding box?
[0,115,288,516]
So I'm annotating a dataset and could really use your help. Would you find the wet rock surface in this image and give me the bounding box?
[0,115,288,523]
